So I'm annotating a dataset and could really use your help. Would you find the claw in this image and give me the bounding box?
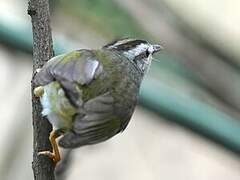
[38,151,59,163]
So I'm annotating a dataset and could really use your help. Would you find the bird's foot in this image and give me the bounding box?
[38,129,64,165]
[33,86,44,97]
[38,151,60,164]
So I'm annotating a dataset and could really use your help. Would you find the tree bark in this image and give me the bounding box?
[28,0,55,179]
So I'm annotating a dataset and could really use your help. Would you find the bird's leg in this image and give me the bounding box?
[38,129,64,164]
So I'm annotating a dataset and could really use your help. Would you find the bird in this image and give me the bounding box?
[33,38,163,164]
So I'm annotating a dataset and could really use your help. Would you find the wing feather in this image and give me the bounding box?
[34,50,101,86]
[59,92,120,148]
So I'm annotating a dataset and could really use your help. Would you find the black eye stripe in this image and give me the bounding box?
[134,51,148,61]
[146,50,150,57]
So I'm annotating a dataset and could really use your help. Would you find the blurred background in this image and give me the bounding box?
[0,0,240,180]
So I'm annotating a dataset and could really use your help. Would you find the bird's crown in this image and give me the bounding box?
[103,38,163,74]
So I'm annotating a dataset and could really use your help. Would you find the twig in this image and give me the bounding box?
[28,0,55,179]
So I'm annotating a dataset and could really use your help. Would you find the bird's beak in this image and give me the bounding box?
[152,44,164,54]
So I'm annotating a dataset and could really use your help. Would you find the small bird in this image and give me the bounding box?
[34,38,163,164]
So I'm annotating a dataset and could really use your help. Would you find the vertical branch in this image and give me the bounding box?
[28,0,55,179]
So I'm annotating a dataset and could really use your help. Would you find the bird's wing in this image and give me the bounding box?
[58,92,121,148]
[34,50,103,106]
[34,50,102,86]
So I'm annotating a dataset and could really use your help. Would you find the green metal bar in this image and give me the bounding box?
[0,17,69,54]
[140,78,240,152]
[0,18,32,53]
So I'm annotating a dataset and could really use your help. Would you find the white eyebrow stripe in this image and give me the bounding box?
[124,43,149,57]
[148,45,154,53]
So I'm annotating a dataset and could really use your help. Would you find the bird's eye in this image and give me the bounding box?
[146,50,150,57]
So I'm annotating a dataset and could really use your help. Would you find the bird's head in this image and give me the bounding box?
[103,38,163,74]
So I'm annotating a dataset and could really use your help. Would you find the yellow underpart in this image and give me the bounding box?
[34,86,44,97]
[43,81,77,129]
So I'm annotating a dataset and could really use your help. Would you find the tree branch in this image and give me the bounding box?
[28,0,55,179]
